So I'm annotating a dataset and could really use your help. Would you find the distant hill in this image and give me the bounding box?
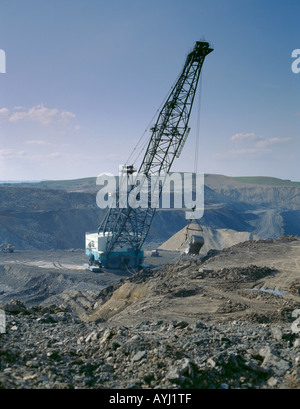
[1,174,299,191]
[232,176,300,186]
[0,174,299,250]
[0,177,98,192]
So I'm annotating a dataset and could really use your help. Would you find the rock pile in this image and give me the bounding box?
[1,237,300,389]
[197,265,276,282]
[0,301,299,389]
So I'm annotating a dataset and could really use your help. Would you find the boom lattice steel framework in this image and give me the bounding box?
[98,41,213,264]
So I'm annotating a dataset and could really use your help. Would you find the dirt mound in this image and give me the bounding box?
[159,224,257,254]
[198,265,277,282]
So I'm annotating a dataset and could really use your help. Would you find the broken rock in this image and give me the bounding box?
[259,346,290,376]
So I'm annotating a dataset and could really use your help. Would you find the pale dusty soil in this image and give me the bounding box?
[86,237,300,327]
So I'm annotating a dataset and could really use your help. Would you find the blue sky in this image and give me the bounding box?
[0,0,299,181]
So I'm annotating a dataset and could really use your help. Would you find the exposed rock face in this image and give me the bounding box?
[204,174,300,210]
[0,187,104,250]
[1,174,300,251]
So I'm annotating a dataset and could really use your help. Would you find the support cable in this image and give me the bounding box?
[194,72,203,174]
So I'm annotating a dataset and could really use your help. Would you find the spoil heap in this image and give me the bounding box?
[159,224,257,255]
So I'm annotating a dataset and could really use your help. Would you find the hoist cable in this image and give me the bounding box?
[194,72,203,174]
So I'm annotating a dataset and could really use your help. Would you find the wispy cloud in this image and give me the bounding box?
[256,137,292,148]
[0,104,76,126]
[60,110,76,123]
[230,133,263,143]
[0,107,9,119]
[0,149,26,159]
[47,152,62,157]
[24,139,52,145]
[230,148,271,157]
[226,132,293,157]
[0,149,63,160]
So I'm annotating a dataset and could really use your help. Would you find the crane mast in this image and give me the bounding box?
[88,41,213,269]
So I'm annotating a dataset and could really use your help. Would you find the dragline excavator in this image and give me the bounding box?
[85,41,213,270]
